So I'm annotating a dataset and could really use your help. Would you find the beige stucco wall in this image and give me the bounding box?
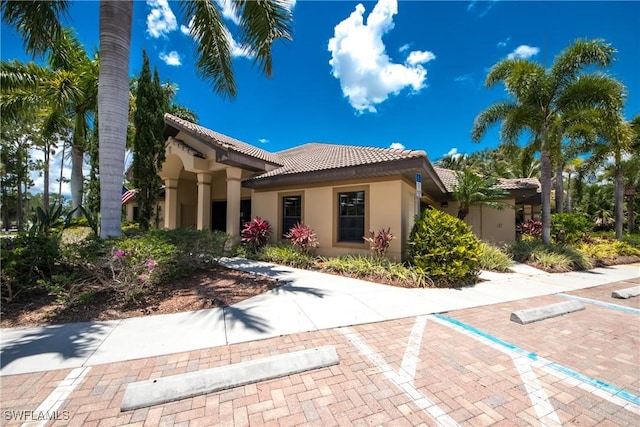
[435,199,516,245]
[251,179,407,260]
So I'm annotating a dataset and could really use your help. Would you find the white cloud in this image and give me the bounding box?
[406,50,436,66]
[146,0,177,38]
[399,44,410,52]
[454,74,472,83]
[258,138,269,144]
[328,0,435,113]
[390,142,405,150]
[508,45,540,59]
[467,0,498,18]
[446,148,462,160]
[214,0,240,25]
[497,36,510,48]
[159,51,182,66]
[180,17,194,36]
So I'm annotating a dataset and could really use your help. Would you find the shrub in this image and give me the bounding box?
[577,239,640,260]
[407,208,482,286]
[478,243,514,272]
[519,219,542,238]
[284,223,319,255]
[241,217,271,252]
[259,244,316,269]
[320,254,429,288]
[551,213,590,243]
[1,233,63,303]
[363,227,395,257]
[507,240,592,272]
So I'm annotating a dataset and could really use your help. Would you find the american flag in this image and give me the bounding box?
[122,186,137,204]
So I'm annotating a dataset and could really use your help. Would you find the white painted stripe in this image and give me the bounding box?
[398,315,428,383]
[21,366,91,427]
[340,325,460,427]
[430,315,640,416]
[511,355,562,427]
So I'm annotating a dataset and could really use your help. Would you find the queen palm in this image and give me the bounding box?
[3,0,293,237]
[0,28,98,215]
[452,169,510,220]
[582,112,634,240]
[472,39,624,245]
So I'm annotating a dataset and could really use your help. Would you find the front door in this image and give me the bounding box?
[211,200,251,233]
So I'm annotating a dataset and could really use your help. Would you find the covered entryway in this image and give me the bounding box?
[158,114,281,236]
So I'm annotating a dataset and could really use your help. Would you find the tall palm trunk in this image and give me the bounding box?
[59,141,66,198]
[566,172,572,213]
[70,114,85,217]
[540,150,552,246]
[98,0,133,238]
[614,164,624,240]
[70,145,84,215]
[555,161,564,213]
[43,142,50,209]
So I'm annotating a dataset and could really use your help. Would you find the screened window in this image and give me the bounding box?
[282,195,302,236]
[338,191,365,243]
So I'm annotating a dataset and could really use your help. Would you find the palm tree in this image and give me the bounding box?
[1,28,99,215]
[2,0,293,238]
[583,112,634,240]
[452,169,510,220]
[471,39,624,245]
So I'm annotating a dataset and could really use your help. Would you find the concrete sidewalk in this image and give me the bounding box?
[1,259,638,376]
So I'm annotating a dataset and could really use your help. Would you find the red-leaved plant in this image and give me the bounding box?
[284,223,319,254]
[363,227,395,257]
[241,217,272,252]
[519,219,542,237]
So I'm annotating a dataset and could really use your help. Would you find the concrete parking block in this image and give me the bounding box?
[612,285,640,299]
[121,346,339,411]
[510,300,585,324]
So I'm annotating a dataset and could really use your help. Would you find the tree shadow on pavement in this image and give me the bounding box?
[0,322,113,372]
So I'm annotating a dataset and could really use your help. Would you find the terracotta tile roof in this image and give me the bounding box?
[434,167,540,192]
[167,136,205,159]
[164,114,282,165]
[248,143,428,179]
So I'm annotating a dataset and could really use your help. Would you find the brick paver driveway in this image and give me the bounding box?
[2,279,638,426]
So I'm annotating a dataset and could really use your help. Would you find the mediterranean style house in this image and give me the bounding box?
[125,114,541,260]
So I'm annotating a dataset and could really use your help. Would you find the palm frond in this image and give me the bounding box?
[234,0,293,77]
[556,74,625,114]
[551,38,616,90]
[0,0,69,57]
[181,0,236,98]
[471,102,515,142]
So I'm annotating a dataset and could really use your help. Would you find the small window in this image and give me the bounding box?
[282,195,302,236]
[337,191,365,243]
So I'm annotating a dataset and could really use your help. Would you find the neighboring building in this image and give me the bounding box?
[125,114,541,260]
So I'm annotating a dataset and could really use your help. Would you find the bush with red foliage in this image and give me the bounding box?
[241,217,272,252]
[284,223,319,255]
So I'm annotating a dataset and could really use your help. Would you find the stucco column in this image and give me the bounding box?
[226,167,243,236]
[197,173,213,231]
[164,179,179,229]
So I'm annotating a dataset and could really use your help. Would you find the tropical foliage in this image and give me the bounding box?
[452,169,510,220]
[472,39,625,245]
[407,208,482,286]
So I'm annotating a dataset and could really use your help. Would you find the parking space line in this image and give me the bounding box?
[340,321,460,427]
[511,355,561,426]
[431,314,640,414]
[21,366,91,427]
[399,314,427,382]
[556,293,640,315]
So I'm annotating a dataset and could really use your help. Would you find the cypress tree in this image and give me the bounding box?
[132,51,164,231]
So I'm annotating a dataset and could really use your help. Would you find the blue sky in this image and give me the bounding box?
[2,0,639,195]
